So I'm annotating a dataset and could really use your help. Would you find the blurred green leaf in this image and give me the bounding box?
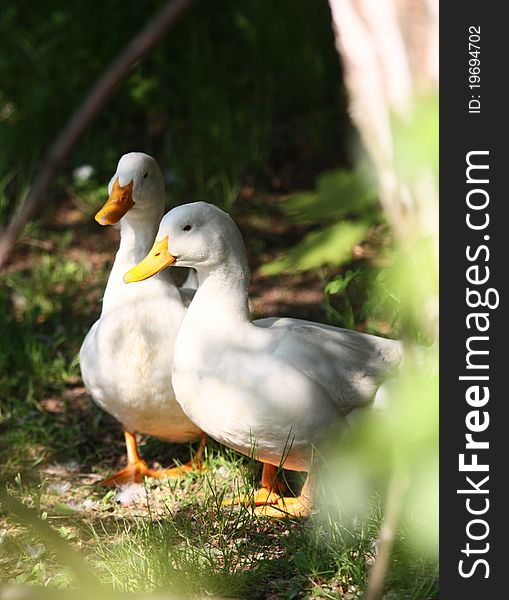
[324,269,360,296]
[281,167,376,223]
[261,221,368,275]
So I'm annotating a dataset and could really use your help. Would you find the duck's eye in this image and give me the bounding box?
[143,172,148,179]
[183,224,192,232]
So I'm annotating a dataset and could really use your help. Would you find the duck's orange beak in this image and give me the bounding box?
[124,237,176,283]
[95,177,134,225]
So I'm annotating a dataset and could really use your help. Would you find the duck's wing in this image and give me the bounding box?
[255,317,403,412]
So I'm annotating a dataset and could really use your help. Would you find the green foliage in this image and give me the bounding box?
[393,95,439,181]
[262,165,379,275]
[323,342,438,560]
[281,167,377,223]
[370,247,436,344]
[261,220,368,275]
[361,267,402,332]
[323,269,360,330]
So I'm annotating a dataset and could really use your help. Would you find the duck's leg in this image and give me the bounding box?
[223,463,286,507]
[101,432,207,486]
[145,433,207,478]
[254,470,314,518]
[100,430,151,486]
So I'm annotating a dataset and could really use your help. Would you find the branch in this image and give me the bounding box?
[0,0,194,269]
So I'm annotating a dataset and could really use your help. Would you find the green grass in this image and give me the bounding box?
[1,447,438,599]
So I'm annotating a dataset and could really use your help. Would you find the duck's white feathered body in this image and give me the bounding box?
[172,277,402,471]
[81,266,200,442]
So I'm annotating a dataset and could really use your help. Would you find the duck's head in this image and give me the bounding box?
[124,201,248,283]
[95,152,165,225]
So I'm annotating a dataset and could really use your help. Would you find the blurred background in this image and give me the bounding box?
[0,1,438,598]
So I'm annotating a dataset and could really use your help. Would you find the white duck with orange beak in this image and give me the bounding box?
[80,153,206,485]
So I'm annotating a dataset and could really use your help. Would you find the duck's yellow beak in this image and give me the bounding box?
[123,236,176,283]
[95,177,134,225]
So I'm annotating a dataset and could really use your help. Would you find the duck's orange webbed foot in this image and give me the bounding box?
[222,463,286,507]
[254,495,312,518]
[254,471,315,519]
[100,459,151,486]
[222,487,282,507]
[100,430,151,486]
[100,459,204,486]
[100,431,207,486]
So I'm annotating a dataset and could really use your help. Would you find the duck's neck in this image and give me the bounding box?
[185,258,251,331]
[102,205,171,313]
[116,206,163,265]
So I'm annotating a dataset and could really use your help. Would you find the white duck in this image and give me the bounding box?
[80,153,206,485]
[124,202,403,516]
